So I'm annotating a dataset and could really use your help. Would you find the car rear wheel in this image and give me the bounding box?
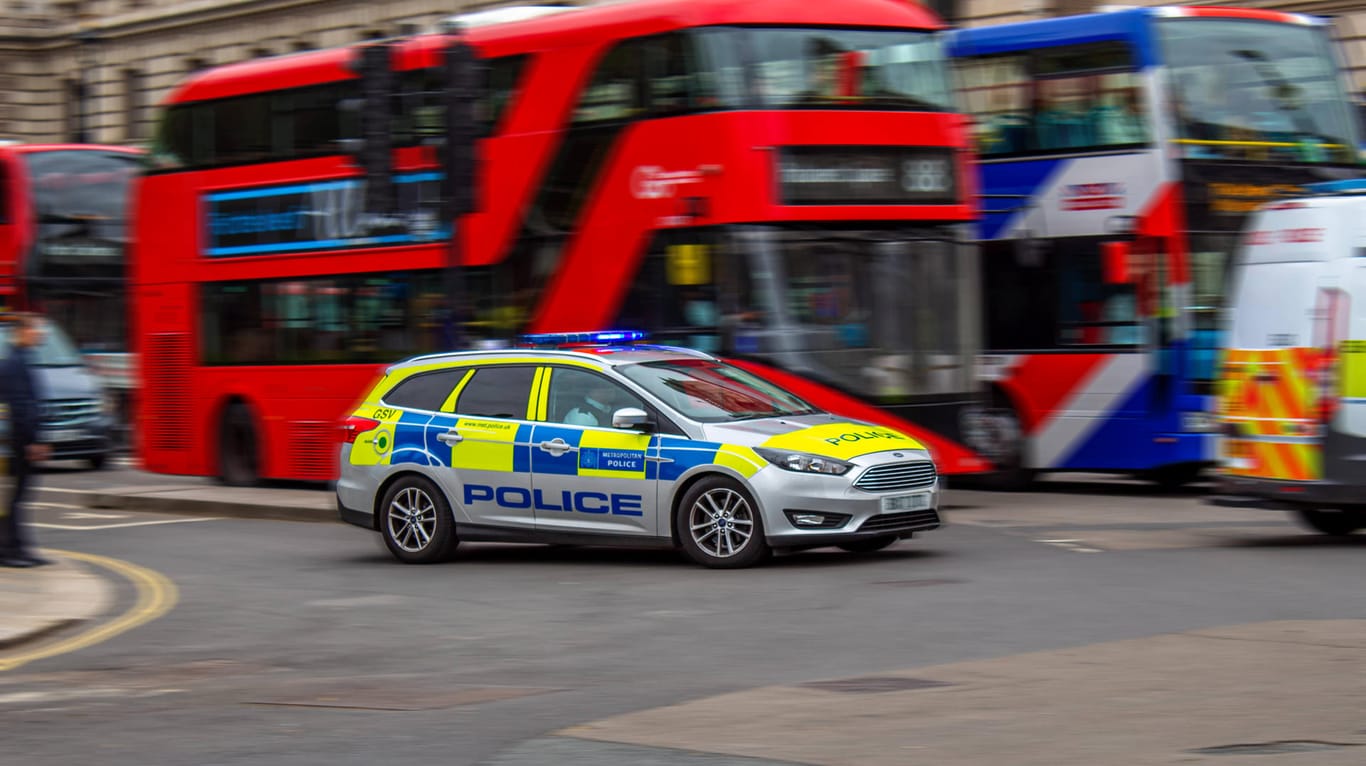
[380,475,458,564]
[837,535,900,554]
[676,476,770,569]
[1295,509,1365,536]
[87,452,108,471]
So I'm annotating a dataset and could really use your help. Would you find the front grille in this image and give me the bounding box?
[41,398,101,427]
[858,509,941,534]
[854,461,937,492]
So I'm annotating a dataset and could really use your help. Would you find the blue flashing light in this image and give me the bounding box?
[1306,179,1366,195]
[517,330,648,346]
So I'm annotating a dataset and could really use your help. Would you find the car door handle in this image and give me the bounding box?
[539,438,572,456]
[437,430,464,445]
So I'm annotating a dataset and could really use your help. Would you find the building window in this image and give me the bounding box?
[124,68,144,141]
[64,78,81,141]
[185,57,210,74]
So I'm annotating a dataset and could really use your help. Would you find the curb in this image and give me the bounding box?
[0,617,84,653]
[0,555,114,654]
[40,486,340,524]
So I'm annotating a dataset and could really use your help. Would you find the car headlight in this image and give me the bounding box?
[753,448,853,475]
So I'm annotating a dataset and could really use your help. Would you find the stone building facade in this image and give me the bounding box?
[0,0,1361,146]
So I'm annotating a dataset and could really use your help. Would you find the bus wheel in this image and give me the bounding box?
[380,475,458,564]
[218,402,261,487]
[977,404,1034,492]
[1295,509,1364,536]
[1145,463,1204,491]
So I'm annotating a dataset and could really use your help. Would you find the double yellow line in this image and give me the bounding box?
[0,549,178,673]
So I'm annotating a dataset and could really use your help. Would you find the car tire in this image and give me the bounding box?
[837,535,900,554]
[88,452,108,471]
[676,476,770,569]
[1295,509,1364,536]
[218,402,261,487]
[380,475,459,564]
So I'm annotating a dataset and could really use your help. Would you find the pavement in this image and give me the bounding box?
[3,469,333,653]
[0,550,113,651]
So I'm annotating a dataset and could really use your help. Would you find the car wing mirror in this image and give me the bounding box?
[612,407,653,431]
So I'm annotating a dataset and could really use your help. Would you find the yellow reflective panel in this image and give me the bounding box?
[714,445,763,478]
[761,423,925,461]
[529,368,549,421]
[449,418,520,472]
[1342,340,1366,399]
[348,403,402,467]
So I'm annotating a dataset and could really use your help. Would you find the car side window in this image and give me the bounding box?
[383,370,465,412]
[543,367,645,428]
[455,365,537,419]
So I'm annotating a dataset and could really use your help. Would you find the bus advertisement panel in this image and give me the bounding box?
[132,0,989,484]
[950,6,1360,487]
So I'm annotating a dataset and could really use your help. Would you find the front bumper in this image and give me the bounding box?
[39,419,112,460]
[751,460,942,549]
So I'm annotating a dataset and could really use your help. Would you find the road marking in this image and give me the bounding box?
[61,511,129,520]
[1036,538,1104,554]
[32,502,90,511]
[27,517,222,531]
[0,549,179,673]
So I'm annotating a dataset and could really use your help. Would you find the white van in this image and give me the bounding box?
[1214,181,1366,534]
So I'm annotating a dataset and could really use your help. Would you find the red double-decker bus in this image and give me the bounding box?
[132,0,988,484]
[0,143,141,350]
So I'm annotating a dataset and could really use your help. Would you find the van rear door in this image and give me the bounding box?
[1219,205,1337,482]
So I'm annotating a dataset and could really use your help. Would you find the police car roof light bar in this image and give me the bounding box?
[517,330,648,347]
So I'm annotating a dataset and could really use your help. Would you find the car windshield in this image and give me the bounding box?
[620,359,819,422]
[0,322,86,367]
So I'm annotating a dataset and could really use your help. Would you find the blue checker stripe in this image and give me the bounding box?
[512,424,533,474]
[657,436,721,482]
[392,411,437,466]
[530,425,583,476]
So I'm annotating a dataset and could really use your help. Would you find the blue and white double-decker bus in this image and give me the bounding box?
[950,6,1361,488]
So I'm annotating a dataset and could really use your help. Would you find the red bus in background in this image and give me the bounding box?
[132,0,988,484]
[0,144,142,351]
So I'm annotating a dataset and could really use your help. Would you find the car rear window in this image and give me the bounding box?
[383,370,464,412]
[455,366,537,419]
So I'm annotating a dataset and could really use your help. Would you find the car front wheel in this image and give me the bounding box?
[676,476,770,569]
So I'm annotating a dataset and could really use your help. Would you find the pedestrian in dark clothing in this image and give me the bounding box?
[0,312,51,567]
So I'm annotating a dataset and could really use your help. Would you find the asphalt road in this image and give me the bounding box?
[4,468,1365,765]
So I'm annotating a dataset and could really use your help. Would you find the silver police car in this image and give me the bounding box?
[337,335,941,568]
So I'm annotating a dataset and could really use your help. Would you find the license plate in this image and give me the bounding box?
[881,493,931,513]
[41,429,82,443]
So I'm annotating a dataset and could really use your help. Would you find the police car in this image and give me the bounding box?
[337,332,941,568]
